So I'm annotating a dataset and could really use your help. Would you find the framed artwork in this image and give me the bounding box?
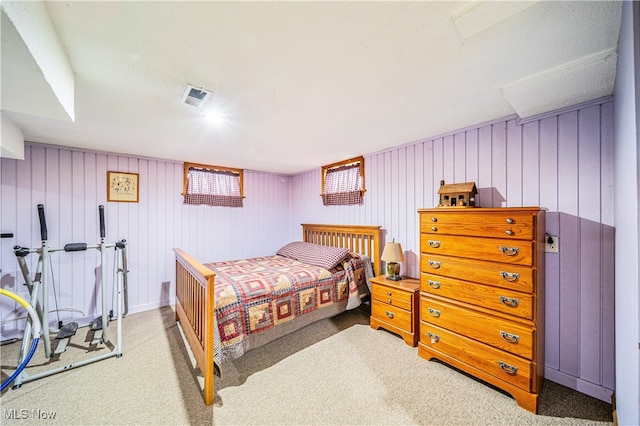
[107,171,139,202]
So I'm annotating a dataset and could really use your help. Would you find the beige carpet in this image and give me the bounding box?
[1,307,212,425]
[1,306,612,425]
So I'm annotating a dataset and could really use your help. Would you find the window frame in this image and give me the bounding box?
[182,161,244,198]
[321,156,365,201]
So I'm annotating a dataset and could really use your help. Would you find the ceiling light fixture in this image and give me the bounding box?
[203,109,227,125]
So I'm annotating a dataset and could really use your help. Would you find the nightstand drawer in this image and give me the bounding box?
[371,300,413,332]
[371,283,413,311]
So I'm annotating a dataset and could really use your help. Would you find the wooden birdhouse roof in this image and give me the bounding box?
[438,182,477,194]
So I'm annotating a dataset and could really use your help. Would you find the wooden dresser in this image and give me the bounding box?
[417,207,545,413]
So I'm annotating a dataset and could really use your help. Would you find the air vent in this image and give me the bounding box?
[180,85,212,107]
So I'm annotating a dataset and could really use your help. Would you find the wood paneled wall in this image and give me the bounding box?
[291,99,615,402]
[0,147,292,335]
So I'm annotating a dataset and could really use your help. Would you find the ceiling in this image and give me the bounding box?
[1,1,622,175]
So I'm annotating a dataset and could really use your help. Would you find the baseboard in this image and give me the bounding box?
[544,367,614,403]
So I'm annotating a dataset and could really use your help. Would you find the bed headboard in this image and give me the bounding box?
[301,224,382,276]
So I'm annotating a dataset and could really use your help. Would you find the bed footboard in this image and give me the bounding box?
[173,248,215,406]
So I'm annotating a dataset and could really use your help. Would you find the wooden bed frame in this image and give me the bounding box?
[173,224,382,406]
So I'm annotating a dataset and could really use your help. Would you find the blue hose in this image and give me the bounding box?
[1,338,39,391]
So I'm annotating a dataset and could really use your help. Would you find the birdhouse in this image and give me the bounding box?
[438,181,477,207]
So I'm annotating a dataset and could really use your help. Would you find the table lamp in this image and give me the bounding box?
[381,239,405,281]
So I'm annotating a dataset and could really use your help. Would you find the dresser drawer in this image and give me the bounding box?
[421,273,534,320]
[420,323,533,392]
[371,283,414,311]
[420,296,534,359]
[421,254,535,293]
[421,234,533,266]
[420,211,534,240]
[371,300,413,332]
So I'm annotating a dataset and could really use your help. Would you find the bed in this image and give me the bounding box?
[173,223,382,405]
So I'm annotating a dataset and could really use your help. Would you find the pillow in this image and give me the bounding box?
[276,241,351,270]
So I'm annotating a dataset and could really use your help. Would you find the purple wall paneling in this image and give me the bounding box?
[465,128,479,195]
[477,124,494,207]
[0,157,18,320]
[290,99,615,402]
[453,133,465,183]
[577,105,603,387]
[613,2,640,422]
[404,145,418,277]
[490,121,507,207]
[506,119,523,206]
[599,101,615,392]
[557,110,580,379]
[539,115,560,373]
[522,120,540,207]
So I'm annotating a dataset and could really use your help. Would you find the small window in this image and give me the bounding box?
[183,162,244,207]
[321,156,365,206]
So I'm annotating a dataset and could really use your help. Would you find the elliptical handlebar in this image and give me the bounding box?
[99,205,106,239]
[37,204,47,242]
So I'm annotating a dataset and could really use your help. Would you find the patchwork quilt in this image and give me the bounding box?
[206,252,369,363]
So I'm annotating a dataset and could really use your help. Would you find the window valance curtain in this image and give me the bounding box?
[184,167,243,207]
[322,163,363,206]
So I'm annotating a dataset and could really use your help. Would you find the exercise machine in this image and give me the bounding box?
[10,204,128,388]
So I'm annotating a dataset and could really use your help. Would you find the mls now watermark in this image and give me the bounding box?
[4,409,57,420]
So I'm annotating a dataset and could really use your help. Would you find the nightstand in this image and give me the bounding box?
[369,275,420,346]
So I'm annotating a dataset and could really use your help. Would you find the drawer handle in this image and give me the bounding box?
[431,217,438,222]
[385,311,395,319]
[505,229,514,236]
[387,290,392,296]
[499,246,519,256]
[500,331,520,343]
[499,296,519,307]
[387,299,392,304]
[428,240,441,248]
[428,307,441,318]
[427,332,440,343]
[498,361,518,375]
[428,260,441,269]
[431,226,438,232]
[500,271,520,282]
[428,280,441,289]
[506,218,514,224]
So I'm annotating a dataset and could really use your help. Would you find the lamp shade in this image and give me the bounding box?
[381,241,405,263]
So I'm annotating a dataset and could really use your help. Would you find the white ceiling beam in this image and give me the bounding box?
[502,49,617,119]
[1,113,25,160]
[1,1,75,121]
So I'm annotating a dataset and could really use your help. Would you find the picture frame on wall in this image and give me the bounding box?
[107,171,139,202]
